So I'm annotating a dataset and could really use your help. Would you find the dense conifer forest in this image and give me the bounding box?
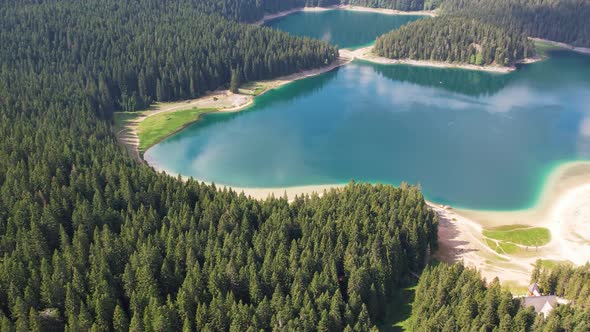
[409,264,590,331]
[0,0,439,330]
[0,0,337,119]
[374,16,535,66]
[442,0,590,48]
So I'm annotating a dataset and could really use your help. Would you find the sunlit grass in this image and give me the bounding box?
[483,225,550,247]
[137,108,215,151]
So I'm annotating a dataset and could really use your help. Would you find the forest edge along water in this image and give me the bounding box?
[120,9,590,288]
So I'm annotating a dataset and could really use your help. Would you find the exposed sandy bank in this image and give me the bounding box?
[335,5,436,17]
[144,160,346,201]
[531,38,590,55]
[435,161,590,288]
[254,5,435,26]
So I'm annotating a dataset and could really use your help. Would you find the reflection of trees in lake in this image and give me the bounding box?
[368,60,514,97]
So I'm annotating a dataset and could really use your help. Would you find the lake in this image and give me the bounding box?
[145,11,590,211]
[264,9,424,49]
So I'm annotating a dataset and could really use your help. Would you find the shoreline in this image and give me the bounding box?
[145,157,590,287]
[118,51,352,158]
[351,46,543,73]
[531,38,590,55]
[254,5,435,26]
[455,161,590,228]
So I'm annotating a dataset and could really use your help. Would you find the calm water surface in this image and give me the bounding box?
[145,11,590,210]
[264,10,423,49]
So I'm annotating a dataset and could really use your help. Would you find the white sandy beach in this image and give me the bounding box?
[438,161,590,287]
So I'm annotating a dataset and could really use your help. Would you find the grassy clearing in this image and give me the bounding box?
[483,225,551,247]
[533,259,572,270]
[137,108,215,151]
[378,283,417,331]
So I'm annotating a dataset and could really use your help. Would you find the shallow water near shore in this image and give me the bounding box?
[264,10,423,49]
[145,49,590,210]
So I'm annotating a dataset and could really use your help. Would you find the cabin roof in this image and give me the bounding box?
[523,295,557,314]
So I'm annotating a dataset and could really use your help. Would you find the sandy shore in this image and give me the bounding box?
[531,38,590,55]
[434,161,590,287]
[254,5,435,25]
[351,46,543,73]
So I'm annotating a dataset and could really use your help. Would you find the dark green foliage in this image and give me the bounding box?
[230,69,242,94]
[198,0,441,22]
[0,0,337,119]
[375,16,535,66]
[442,0,590,47]
[531,261,590,308]
[410,263,590,331]
[409,264,527,331]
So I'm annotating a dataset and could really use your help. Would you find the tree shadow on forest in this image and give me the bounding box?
[378,283,417,332]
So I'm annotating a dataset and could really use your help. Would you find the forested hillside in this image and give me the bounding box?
[442,0,590,47]
[374,16,535,66]
[409,264,590,331]
[0,0,439,330]
[198,0,441,22]
[0,0,337,119]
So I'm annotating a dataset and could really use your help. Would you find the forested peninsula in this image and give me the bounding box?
[374,16,535,67]
[372,0,590,68]
[442,0,590,48]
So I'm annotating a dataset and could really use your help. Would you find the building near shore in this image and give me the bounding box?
[520,283,571,317]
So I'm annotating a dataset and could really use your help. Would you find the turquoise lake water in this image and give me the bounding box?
[145,12,590,211]
[264,10,423,49]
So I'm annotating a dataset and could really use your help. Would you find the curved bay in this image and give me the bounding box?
[146,50,590,210]
[264,10,423,49]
